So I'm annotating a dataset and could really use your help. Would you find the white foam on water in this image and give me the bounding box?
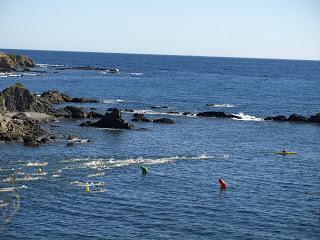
[130,109,196,118]
[37,63,66,67]
[24,73,45,77]
[0,185,28,192]
[70,180,106,187]
[2,176,46,182]
[130,73,143,76]
[26,162,48,167]
[88,172,106,178]
[90,189,107,193]
[102,99,125,104]
[0,73,23,78]
[232,112,263,121]
[30,171,47,176]
[63,154,225,171]
[0,201,9,208]
[207,103,234,108]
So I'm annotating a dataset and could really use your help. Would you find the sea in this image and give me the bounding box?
[0,49,319,240]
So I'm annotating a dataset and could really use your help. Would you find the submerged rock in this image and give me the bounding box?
[152,118,175,124]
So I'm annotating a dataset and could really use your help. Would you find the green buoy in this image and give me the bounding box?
[141,165,148,174]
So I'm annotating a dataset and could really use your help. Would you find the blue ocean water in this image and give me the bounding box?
[0,49,319,240]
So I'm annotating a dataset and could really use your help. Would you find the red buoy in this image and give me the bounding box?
[219,178,227,189]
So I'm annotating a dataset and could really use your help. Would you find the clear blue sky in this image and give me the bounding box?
[1,0,319,60]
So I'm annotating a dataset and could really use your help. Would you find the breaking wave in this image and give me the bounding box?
[207,103,234,108]
[232,112,263,121]
[128,109,196,117]
[102,99,125,104]
[26,162,48,167]
[62,154,228,170]
[0,185,28,192]
[37,63,66,67]
[130,72,143,76]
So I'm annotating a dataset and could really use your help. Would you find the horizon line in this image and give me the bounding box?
[1,47,319,62]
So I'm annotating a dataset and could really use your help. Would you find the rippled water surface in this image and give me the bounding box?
[0,50,319,239]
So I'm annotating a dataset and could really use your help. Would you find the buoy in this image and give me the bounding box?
[141,166,148,174]
[219,178,227,189]
[85,186,91,193]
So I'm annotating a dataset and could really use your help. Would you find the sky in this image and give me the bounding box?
[1,0,320,60]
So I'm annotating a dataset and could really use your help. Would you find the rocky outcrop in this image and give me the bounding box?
[1,84,53,112]
[0,113,52,146]
[287,114,308,122]
[0,52,36,72]
[41,91,99,104]
[265,113,320,124]
[52,106,103,119]
[80,108,133,129]
[196,111,241,119]
[55,66,119,73]
[0,94,6,112]
[63,106,88,118]
[308,113,320,123]
[151,106,168,109]
[264,115,287,121]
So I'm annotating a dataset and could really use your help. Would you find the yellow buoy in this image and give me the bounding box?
[85,186,91,193]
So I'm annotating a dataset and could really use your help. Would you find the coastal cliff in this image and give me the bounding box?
[0,52,36,72]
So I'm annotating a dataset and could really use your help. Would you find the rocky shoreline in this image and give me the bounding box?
[1,83,319,147]
[1,53,319,147]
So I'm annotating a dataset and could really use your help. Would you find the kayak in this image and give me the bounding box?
[274,152,297,155]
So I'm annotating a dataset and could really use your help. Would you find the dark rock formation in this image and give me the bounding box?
[132,113,151,122]
[79,121,94,127]
[55,66,119,72]
[87,111,104,118]
[41,90,99,104]
[63,106,87,118]
[52,106,103,119]
[197,111,230,118]
[151,106,168,109]
[124,109,134,112]
[153,118,175,124]
[287,114,308,122]
[264,115,287,121]
[0,94,6,112]
[107,108,119,112]
[80,108,133,129]
[1,84,52,112]
[265,113,320,124]
[308,113,320,123]
[0,113,52,146]
[167,111,180,114]
[0,52,36,72]
[182,112,191,115]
